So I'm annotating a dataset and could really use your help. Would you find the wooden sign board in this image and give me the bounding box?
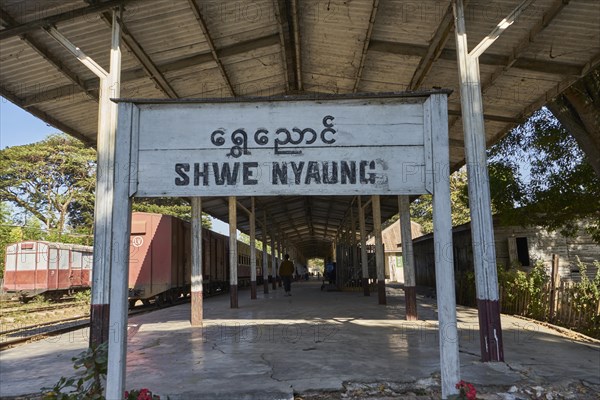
[118,94,448,197]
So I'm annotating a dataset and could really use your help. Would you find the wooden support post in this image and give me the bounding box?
[250,198,257,300]
[229,196,238,308]
[263,212,269,294]
[278,238,283,287]
[399,196,417,320]
[271,235,277,290]
[429,93,460,398]
[372,195,386,305]
[358,196,370,296]
[549,254,560,322]
[453,0,503,362]
[105,101,133,400]
[350,207,357,286]
[89,9,120,349]
[191,197,203,326]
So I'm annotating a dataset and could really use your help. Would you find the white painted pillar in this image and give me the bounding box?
[263,212,269,294]
[358,196,370,296]
[271,234,277,290]
[430,93,460,398]
[104,101,133,400]
[278,238,283,286]
[372,195,386,304]
[399,196,417,320]
[229,196,238,308]
[250,197,257,299]
[191,197,203,326]
[453,0,503,362]
[89,9,121,348]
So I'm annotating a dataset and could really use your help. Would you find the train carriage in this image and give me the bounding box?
[3,241,93,301]
[3,212,265,304]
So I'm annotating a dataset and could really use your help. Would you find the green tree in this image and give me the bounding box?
[487,108,600,242]
[410,169,472,234]
[0,134,96,238]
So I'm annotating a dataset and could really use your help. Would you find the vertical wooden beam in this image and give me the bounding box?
[89,10,120,348]
[250,198,257,299]
[549,254,560,322]
[105,100,133,400]
[278,238,283,287]
[429,93,460,398]
[399,196,417,320]
[271,235,277,290]
[453,0,503,363]
[350,206,357,287]
[191,197,203,326]
[358,196,370,296]
[372,195,386,305]
[263,212,269,294]
[229,196,238,308]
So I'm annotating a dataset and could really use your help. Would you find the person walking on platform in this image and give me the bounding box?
[279,254,295,296]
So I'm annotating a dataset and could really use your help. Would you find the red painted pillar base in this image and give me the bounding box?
[271,276,277,290]
[362,277,370,296]
[191,291,203,326]
[89,303,110,347]
[263,280,269,294]
[378,280,386,305]
[477,299,504,362]
[251,281,257,300]
[404,286,417,321]
[230,284,238,308]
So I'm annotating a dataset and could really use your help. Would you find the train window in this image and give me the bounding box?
[72,251,82,269]
[17,253,36,270]
[20,243,34,250]
[82,253,93,269]
[5,253,16,271]
[59,249,70,270]
[49,249,58,269]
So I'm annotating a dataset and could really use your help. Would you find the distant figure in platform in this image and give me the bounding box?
[279,254,295,296]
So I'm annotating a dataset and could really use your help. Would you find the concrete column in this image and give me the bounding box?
[358,196,370,296]
[398,196,417,320]
[90,10,121,348]
[453,0,503,362]
[229,196,238,308]
[250,198,257,300]
[191,197,203,326]
[263,212,269,294]
[372,195,386,305]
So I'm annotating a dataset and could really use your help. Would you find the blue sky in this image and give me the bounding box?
[0,98,59,148]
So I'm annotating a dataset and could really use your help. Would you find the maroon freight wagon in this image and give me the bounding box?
[3,241,93,301]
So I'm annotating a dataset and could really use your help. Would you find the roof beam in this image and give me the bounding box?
[0,8,98,103]
[22,35,280,106]
[353,0,379,93]
[288,0,302,91]
[369,40,582,76]
[481,0,571,96]
[0,0,130,40]
[273,0,294,92]
[408,2,456,90]
[0,86,93,145]
[187,0,235,96]
[96,11,178,98]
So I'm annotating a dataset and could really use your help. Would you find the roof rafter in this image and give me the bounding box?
[408,2,457,90]
[187,0,235,97]
[0,0,131,40]
[0,7,97,103]
[353,0,379,93]
[273,0,294,92]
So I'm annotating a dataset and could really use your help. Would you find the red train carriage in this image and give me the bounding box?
[3,241,93,301]
[3,213,265,304]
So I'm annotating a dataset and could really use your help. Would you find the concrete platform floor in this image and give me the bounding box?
[1,280,599,399]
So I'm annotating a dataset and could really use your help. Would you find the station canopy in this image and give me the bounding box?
[1,0,598,258]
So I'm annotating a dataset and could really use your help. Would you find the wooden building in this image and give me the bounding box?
[413,217,600,288]
[367,220,423,283]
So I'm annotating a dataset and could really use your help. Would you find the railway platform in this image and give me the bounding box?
[1,280,599,399]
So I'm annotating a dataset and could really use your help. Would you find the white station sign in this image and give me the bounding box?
[123,94,447,197]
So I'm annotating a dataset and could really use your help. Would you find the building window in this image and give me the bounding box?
[516,237,530,267]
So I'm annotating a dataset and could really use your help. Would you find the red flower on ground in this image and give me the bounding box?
[456,380,477,400]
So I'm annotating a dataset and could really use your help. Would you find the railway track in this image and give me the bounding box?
[0,297,192,350]
[0,301,88,317]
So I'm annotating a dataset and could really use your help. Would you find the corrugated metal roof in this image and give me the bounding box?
[1,0,598,259]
